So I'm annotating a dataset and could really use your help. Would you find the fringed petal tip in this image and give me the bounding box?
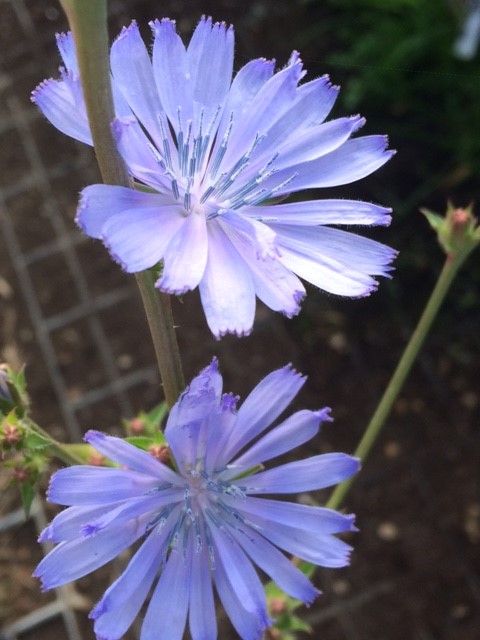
[316,407,334,423]
[83,429,106,445]
[89,599,108,620]
[156,281,192,296]
[38,526,53,543]
[214,324,254,340]
[116,20,139,42]
[30,79,54,104]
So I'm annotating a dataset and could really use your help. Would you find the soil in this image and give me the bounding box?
[0,1,479,639]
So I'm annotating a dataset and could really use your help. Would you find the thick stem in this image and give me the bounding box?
[59,0,185,406]
[135,271,185,408]
[327,254,463,511]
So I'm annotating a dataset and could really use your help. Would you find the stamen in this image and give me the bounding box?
[208,113,233,180]
[158,114,173,171]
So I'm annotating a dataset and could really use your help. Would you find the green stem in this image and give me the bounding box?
[327,253,464,511]
[23,417,85,466]
[135,271,185,408]
[59,0,185,406]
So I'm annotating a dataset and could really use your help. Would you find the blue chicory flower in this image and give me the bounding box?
[32,17,396,337]
[34,360,359,640]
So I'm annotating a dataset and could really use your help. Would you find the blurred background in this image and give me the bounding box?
[0,0,479,638]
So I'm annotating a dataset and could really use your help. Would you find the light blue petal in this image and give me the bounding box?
[219,212,304,316]
[187,17,234,135]
[55,32,78,75]
[212,58,274,163]
[100,205,186,274]
[210,522,267,617]
[110,22,167,149]
[76,184,173,240]
[231,525,319,603]
[150,19,193,135]
[111,117,171,192]
[31,79,91,145]
[165,359,222,473]
[219,55,304,176]
[239,116,364,188]
[157,207,208,294]
[231,496,357,535]
[188,544,217,640]
[210,525,270,639]
[91,514,177,640]
[198,220,255,337]
[244,514,354,567]
[221,365,305,463]
[243,199,392,227]
[84,431,181,485]
[213,543,270,640]
[275,224,396,276]
[260,135,395,194]
[274,223,397,297]
[47,466,162,506]
[227,408,331,472]
[141,546,190,640]
[34,516,147,589]
[39,504,112,542]
[244,453,360,494]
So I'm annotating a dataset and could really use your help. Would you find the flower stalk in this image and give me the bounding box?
[59,0,185,407]
[327,213,479,510]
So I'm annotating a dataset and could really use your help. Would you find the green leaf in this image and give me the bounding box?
[24,431,51,450]
[20,482,36,518]
[146,402,169,429]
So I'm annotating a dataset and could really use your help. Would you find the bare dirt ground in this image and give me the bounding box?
[1,1,479,639]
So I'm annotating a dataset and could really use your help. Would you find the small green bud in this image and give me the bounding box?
[421,202,480,260]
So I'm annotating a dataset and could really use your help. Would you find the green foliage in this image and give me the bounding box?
[307,0,480,176]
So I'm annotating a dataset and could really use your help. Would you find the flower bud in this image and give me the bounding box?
[422,202,480,259]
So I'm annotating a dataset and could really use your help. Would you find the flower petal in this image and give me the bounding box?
[84,431,181,485]
[111,117,171,192]
[32,78,91,145]
[157,208,208,294]
[240,515,354,568]
[232,496,357,535]
[187,17,234,132]
[228,408,331,471]
[244,199,392,227]
[34,516,147,590]
[212,57,275,158]
[222,364,305,463]
[76,184,173,240]
[165,359,223,473]
[274,223,397,296]
[199,221,255,337]
[210,522,270,637]
[47,466,163,506]
[188,543,217,640]
[110,22,166,148]
[231,525,319,603]
[151,18,193,134]
[91,513,177,640]
[244,452,360,494]
[262,135,395,195]
[220,54,305,175]
[141,545,190,640]
[100,204,186,273]
[39,504,111,543]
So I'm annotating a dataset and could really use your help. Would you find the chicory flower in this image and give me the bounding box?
[33,18,396,337]
[34,360,359,640]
